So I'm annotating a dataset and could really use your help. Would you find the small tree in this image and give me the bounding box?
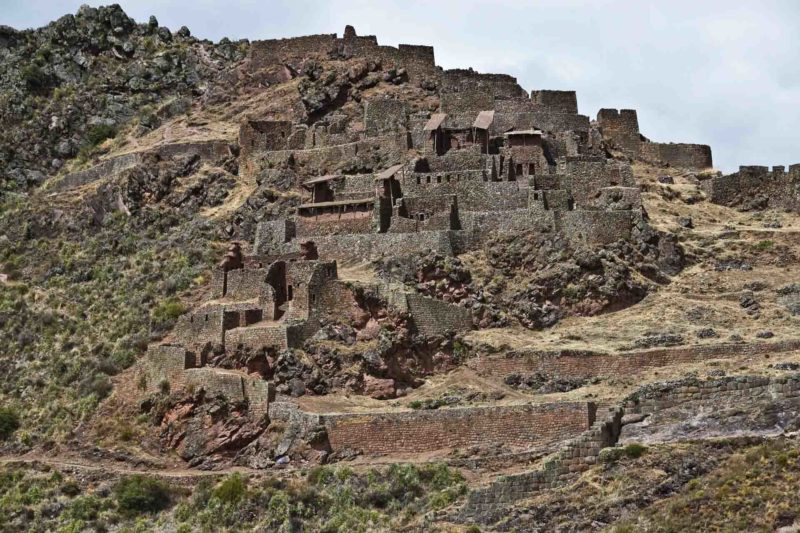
[0,407,20,439]
[115,475,171,514]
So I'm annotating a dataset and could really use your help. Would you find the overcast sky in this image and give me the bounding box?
[5,0,800,173]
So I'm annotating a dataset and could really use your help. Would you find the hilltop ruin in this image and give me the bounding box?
[134,26,714,418]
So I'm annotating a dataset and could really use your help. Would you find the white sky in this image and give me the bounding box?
[5,0,800,173]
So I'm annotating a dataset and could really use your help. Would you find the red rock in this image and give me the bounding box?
[356,317,381,341]
[363,375,396,399]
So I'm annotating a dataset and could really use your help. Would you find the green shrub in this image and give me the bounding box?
[0,407,20,439]
[151,298,186,331]
[86,124,117,146]
[623,443,647,459]
[65,495,103,521]
[115,475,171,514]
[755,240,774,251]
[21,65,50,91]
[213,473,247,504]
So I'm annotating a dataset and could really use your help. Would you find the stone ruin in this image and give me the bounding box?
[140,26,715,422]
[703,164,800,212]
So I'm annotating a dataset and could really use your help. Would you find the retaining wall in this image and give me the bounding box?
[322,402,593,456]
[467,340,800,381]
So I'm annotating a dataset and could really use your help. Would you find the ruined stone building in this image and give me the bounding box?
[703,164,800,212]
[141,26,714,410]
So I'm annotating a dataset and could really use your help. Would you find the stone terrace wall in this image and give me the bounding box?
[455,406,623,524]
[456,370,800,524]
[51,152,143,191]
[51,140,232,192]
[225,324,289,352]
[248,134,407,178]
[639,142,712,169]
[312,230,456,261]
[322,402,592,456]
[467,340,800,381]
[556,210,634,245]
[626,373,800,416]
[184,368,270,416]
[406,294,472,336]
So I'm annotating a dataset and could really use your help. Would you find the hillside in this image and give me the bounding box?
[1,5,800,532]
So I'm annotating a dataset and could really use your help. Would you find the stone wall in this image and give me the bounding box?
[405,294,473,336]
[703,164,800,212]
[183,368,270,416]
[248,31,437,82]
[141,344,193,392]
[625,373,800,416]
[247,134,408,178]
[467,340,800,381]
[311,230,456,260]
[557,156,635,207]
[597,108,641,155]
[638,142,712,169]
[455,406,623,524]
[440,90,495,116]
[224,267,270,301]
[441,69,527,99]
[364,98,408,136]
[491,111,590,136]
[556,210,634,245]
[322,402,592,456]
[173,310,225,347]
[253,220,297,256]
[530,90,578,114]
[51,140,232,192]
[456,369,800,524]
[295,213,376,237]
[225,324,289,352]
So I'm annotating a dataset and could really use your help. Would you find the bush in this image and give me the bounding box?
[21,65,50,91]
[0,407,20,439]
[599,443,648,464]
[151,298,186,331]
[115,475,171,514]
[86,124,117,146]
[623,443,648,458]
[213,473,247,504]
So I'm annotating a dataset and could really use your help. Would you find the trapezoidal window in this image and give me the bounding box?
[287,285,294,301]
[516,164,523,175]
[529,163,535,174]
